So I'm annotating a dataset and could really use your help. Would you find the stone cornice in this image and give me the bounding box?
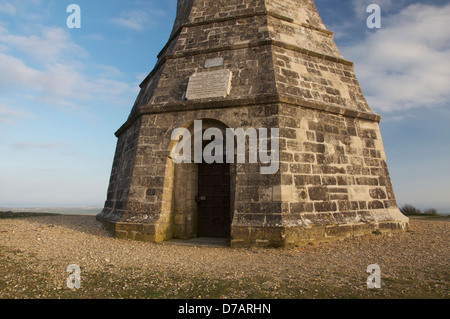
[156,10,333,60]
[115,94,381,137]
[140,38,353,90]
[140,9,343,89]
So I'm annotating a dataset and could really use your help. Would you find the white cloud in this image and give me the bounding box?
[0,25,134,109]
[110,8,167,31]
[0,26,88,62]
[11,142,63,150]
[342,3,450,113]
[0,52,39,89]
[83,33,104,41]
[111,10,150,31]
[0,55,132,107]
[0,2,16,15]
[0,103,34,123]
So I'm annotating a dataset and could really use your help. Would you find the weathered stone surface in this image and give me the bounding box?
[97,0,409,248]
[204,57,224,68]
[186,69,232,100]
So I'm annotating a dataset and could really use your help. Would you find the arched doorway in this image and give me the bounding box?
[170,119,235,240]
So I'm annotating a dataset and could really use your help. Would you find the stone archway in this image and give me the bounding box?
[170,118,235,240]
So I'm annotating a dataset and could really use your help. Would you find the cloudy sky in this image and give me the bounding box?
[0,0,449,212]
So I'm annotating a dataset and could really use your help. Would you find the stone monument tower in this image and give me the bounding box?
[97,0,409,247]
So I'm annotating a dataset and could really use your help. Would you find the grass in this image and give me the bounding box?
[407,214,450,221]
[405,213,446,217]
[0,211,62,219]
[1,246,448,299]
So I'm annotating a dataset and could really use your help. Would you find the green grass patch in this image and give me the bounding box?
[0,211,62,219]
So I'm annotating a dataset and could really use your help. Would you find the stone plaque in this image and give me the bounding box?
[186,69,232,100]
[204,57,224,68]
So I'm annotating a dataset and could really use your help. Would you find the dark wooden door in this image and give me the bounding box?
[197,161,231,238]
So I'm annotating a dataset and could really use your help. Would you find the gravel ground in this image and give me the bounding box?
[0,215,448,299]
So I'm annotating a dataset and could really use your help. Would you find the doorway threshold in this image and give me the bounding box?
[161,237,229,248]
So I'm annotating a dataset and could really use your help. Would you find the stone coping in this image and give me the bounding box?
[116,94,381,137]
[141,38,352,90]
[156,9,334,61]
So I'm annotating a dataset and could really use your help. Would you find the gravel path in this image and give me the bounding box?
[0,215,448,299]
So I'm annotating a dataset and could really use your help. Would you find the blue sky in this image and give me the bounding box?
[0,0,449,212]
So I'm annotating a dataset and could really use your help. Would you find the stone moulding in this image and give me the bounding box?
[142,38,353,92]
[155,9,333,61]
[115,94,381,137]
[99,209,409,248]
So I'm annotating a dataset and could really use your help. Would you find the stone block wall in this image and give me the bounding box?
[272,46,371,113]
[265,0,326,29]
[153,46,277,104]
[98,117,142,225]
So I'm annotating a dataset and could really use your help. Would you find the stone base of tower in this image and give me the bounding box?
[96,210,172,243]
[230,208,409,248]
[96,100,411,247]
[97,207,409,248]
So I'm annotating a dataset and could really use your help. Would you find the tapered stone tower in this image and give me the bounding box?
[97,0,409,247]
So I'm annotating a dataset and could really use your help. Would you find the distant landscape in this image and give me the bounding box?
[0,207,102,215]
[0,205,448,217]
[399,204,450,217]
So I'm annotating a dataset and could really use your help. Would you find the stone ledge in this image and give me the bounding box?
[230,220,409,248]
[141,37,352,91]
[115,94,380,137]
[155,9,333,61]
[164,39,353,66]
[99,208,409,248]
